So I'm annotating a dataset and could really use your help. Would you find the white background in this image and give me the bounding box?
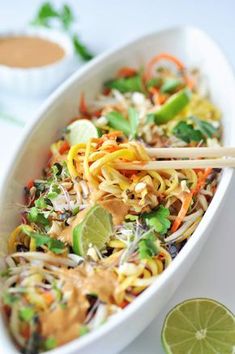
[0,1,234,353]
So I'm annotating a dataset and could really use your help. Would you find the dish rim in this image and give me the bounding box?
[0,25,234,354]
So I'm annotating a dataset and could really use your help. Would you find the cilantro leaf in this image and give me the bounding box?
[143,205,171,235]
[73,34,94,61]
[35,197,47,209]
[172,121,203,143]
[48,238,66,254]
[104,75,143,93]
[191,116,217,138]
[27,207,49,226]
[19,307,35,322]
[31,3,94,62]
[106,111,131,136]
[138,232,159,259]
[31,2,59,27]
[60,4,74,29]
[2,293,19,305]
[128,107,139,138]
[22,228,65,254]
[47,183,61,200]
[161,78,181,93]
[51,163,63,177]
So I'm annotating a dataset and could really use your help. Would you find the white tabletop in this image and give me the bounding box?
[0,1,234,353]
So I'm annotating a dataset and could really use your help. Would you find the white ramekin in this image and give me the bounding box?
[0,27,79,96]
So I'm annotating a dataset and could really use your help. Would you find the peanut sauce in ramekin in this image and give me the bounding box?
[0,36,65,68]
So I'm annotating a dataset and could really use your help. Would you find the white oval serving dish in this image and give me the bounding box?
[0,26,235,354]
[0,27,78,97]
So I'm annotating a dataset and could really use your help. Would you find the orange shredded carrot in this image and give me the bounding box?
[120,300,129,308]
[42,291,54,305]
[92,109,102,118]
[104,145,122,153]
[145,52,195,89]
[171,192,193,232]
[59,140,70,155]
[101,131,123,142]
[149,87,167,105]
[192,168,212,196]
[117,67,137,78]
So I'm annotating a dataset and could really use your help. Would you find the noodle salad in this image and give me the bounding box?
[0,53,222,353]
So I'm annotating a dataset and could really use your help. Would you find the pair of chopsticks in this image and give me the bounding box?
[114,147,235,170]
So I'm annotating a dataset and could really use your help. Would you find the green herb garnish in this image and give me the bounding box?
[44,337,57,350]
[79,325,89,336]
[173,121,203,143]
[23,228,65,254]
[128,107,139,138]
[73,34,94,61]
[35,197,48,209]
[138,232,159,259]
[60,4,74,29]
[31,2,93,61]
[51,163,63,177]
[31,2,59,27]
[143,205,171,235]
[2,293,19,305]
[161,78,181,93]
[47,183,61,200]
[191,116,217,138]
[19,307,35,322]
[104,75,143,93]
[106,111,131,136]
[28,207,50,226]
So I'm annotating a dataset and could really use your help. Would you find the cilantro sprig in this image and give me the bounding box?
[19,307,35,322]
[191,116,218,139]
[31,2,93,61]
[143,205,171,235]
[138,231,159,259]
[173,117,218,143]
[104,75,143,93]
[22,227,66,254]
[28,207,50,226]
[173,121,203,143]
[105,108,139,138]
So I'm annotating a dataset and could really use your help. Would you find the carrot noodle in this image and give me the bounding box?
[145,52,195,89]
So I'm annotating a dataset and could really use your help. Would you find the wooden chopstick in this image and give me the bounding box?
[114,158,235,170]
[145,147,235,158]
[112,146,235,170]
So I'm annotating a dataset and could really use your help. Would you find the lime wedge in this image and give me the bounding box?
[154,89,191,124]
[162,298,235,354]
[73,204,113,256]
[66,119,98,146]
